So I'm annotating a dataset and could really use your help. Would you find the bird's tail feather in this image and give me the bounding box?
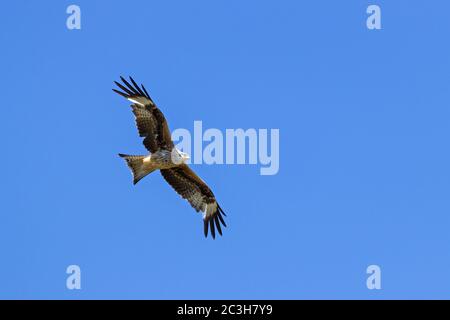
[118,154,156,185]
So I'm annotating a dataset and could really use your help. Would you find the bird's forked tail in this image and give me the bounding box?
[118,154,156,185]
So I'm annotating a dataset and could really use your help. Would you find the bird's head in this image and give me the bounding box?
[180,151,190,162]
[172,148,190,164]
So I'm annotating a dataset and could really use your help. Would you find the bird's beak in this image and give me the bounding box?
[183,154,190,160]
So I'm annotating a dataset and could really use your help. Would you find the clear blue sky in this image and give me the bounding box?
[1,1,450,299]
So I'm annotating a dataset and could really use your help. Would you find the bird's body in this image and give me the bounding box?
[113,76,227,238]
[148,149,179,169]
[118,148,186,183]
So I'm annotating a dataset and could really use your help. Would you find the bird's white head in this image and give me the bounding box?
[172,148,190,164]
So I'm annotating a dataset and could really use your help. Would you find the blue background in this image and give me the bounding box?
[1,0,449,299]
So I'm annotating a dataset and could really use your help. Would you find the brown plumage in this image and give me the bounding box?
[114,76,227,238]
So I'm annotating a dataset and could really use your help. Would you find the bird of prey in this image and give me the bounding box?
[113,76,227,239]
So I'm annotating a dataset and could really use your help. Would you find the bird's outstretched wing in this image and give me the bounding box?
[160,164,227,239]
[113,76,174,152]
